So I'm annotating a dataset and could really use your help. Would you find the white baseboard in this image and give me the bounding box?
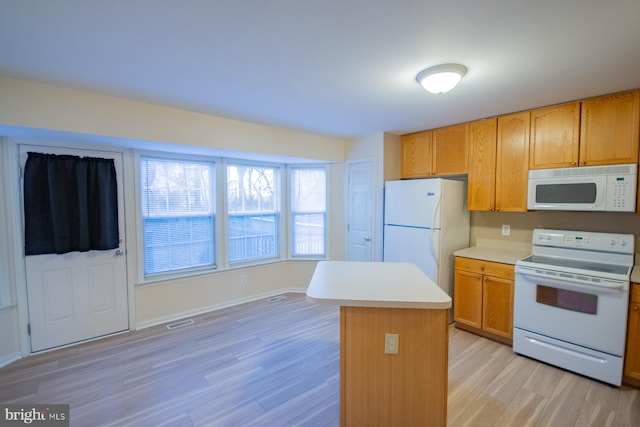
[0,352,22,369]
[135,287,307,330]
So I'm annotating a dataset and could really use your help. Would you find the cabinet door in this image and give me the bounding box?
[432,123,469,176]
[624,285,640,380]
[453,269,483,329]
[467,118,497,211]
[529,102,580,169]
[401,131,432,178]
[496,112,530,212]
[482,276,513,339]
[580,91,640,166]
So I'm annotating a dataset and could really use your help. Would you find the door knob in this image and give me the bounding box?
[115,249,124,257]
[364,236,371,242]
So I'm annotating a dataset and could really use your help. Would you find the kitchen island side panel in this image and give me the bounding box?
[340,305,448,427]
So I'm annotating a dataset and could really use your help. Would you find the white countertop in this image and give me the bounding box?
[306,261,451,309]
[454,246,530,265]
[457,247,640,283]
[454,243,531,265]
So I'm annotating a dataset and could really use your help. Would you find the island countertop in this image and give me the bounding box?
[306,260,451,309]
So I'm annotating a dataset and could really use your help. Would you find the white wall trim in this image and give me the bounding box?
[5,139,30,357]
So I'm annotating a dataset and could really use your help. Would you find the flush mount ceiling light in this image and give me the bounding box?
[416,64,467,94]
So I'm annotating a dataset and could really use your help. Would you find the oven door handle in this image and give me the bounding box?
[515,267,626,290]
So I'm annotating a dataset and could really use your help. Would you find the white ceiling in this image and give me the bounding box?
[1,0,640,139]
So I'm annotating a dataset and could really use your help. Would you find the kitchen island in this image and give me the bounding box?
[307,261,451,427]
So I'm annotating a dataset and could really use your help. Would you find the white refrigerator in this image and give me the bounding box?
[383,178,470,301]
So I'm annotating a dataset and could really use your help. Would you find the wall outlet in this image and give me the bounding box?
[384,333,399,354]
[240,274,248,285]
[501,224,510,236]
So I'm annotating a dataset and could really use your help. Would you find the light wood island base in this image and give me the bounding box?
[306,261,452,427]
[340,306,448,427]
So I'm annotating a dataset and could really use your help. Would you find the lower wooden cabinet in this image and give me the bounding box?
[624,283,640,386]
[454,257,514,344]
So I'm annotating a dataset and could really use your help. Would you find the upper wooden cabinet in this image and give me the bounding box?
[467,118,497,211]
[528,92,639,169]
[468,114,529,212]
[432,122,469,176]
[402,89,639,207]
[580,91,639,166]
[400,124,469,178]
[400,130,432,178]
[495,112,530,212]
[529,102,581,169]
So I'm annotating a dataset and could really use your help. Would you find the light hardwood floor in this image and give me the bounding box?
[1,293,638,426]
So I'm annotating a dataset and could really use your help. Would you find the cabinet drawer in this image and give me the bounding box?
[455,257,514,280]
[632,283,640,303]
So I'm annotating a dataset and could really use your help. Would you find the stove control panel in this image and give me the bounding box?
[532,229,634,254]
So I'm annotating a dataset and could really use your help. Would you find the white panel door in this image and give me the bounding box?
[346,160,374,261]
[21,145,128,352]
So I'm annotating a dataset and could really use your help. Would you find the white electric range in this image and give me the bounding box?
[513,229,634,386]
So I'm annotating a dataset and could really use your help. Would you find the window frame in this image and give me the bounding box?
[136,152,218,282]
[224,159,283,266]
[288,165,328,259]
[135,150,330,285]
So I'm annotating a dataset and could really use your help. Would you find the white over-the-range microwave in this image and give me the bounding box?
[527,163,637,211]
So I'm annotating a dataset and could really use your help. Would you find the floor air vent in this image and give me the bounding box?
[166,319,194,330]
[267,295,287,303]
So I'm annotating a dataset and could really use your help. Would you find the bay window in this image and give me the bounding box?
[139,154,327,280]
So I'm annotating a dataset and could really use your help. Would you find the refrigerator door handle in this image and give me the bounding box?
[433,195,442,230]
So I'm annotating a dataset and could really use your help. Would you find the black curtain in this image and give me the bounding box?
[23,152,119,255]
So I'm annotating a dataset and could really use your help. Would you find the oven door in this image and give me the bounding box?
[513,268,629,356]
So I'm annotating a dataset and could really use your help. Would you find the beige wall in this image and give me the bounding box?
[0,75,345,162]
[471,210,640,253]
[135,261,319,328]
[383,133,401,182]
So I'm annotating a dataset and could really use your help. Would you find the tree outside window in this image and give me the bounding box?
[141,158,215,275]
[227,163,280,263]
